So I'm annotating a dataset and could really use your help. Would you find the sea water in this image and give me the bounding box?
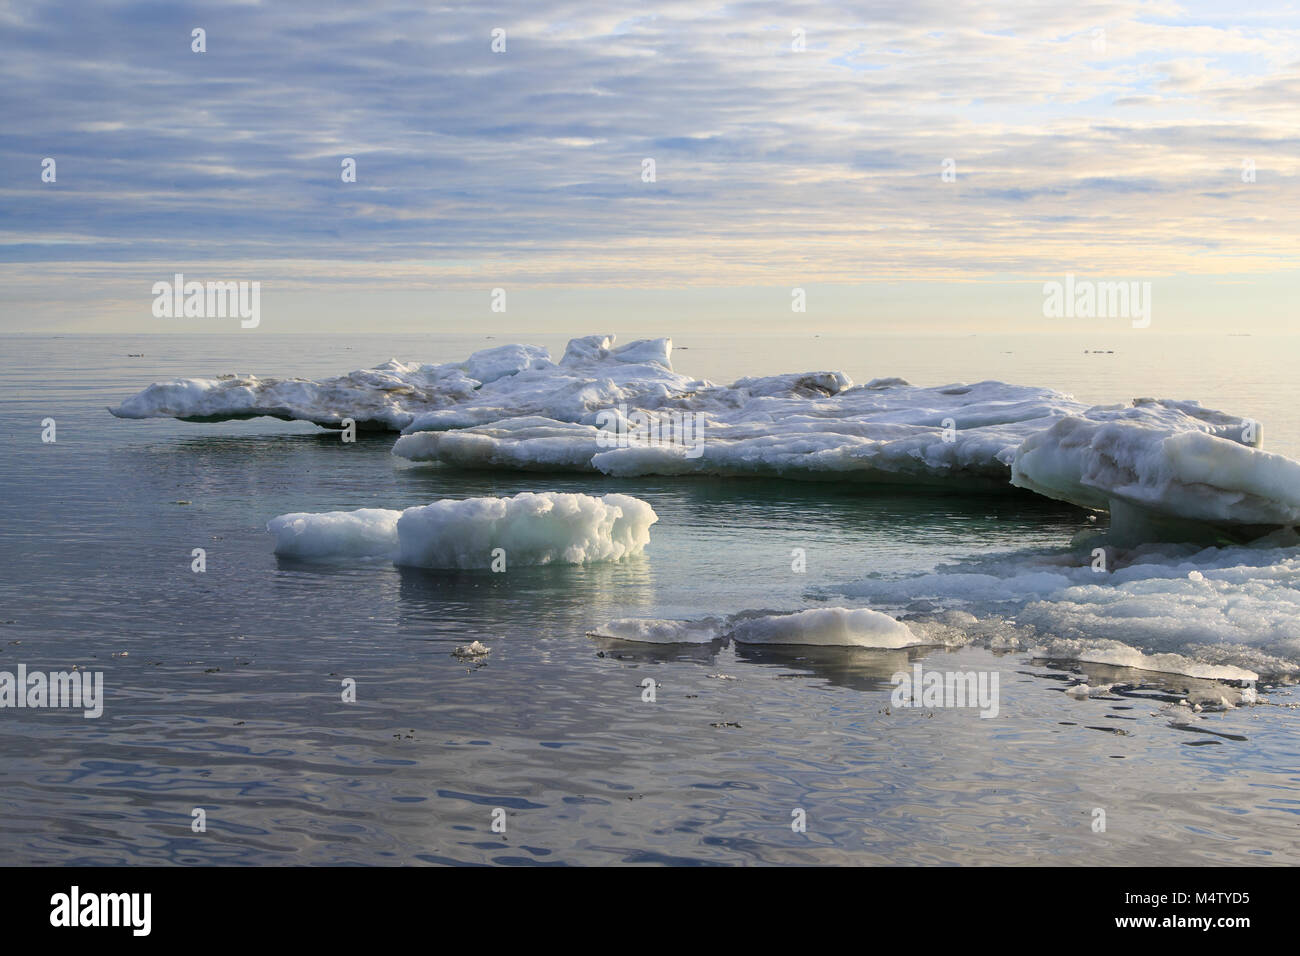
[0,331,1296,865]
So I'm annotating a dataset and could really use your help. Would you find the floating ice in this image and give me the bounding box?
[394,374,1081,490]
[110,335,1300,687]
[114,334,1300,534]
[839,537,1300,680]
[1028,638,1258,683]
[110,359,484,430]
[266,508,401,561]
[587,618,726,644]
[1012,400,1300,535]
[111,336,686,431]
[591,607,923,648]
[268,491,657,569]
[731,607,921,648]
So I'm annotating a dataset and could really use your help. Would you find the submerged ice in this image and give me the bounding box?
[838,536,1300,681]
[589,607,924,648]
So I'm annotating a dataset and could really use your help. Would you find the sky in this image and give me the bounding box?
[1,0,1298,334]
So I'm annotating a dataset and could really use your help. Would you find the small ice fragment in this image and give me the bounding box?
[588,618,722,644]
[453,641,490,657]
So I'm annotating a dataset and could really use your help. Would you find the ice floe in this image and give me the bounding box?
[1011,400,1300,534]
[111,336,684,431]
[392,373,1082,491]
[732,607,920,647]
[268,491,656,569]
[111,334,1298,536]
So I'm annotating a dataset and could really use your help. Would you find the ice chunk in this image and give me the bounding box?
[1029,638,1258,682]
[265,508,400,561]
[108,359,484,430]
[731,607,920,647]
[268,492,657,569]
[588,618,726,644]
[463,344,553,384]
[560,335,672,368]
[109,335,642,426]
[396,492,656,568]
[1012,400,1300,530]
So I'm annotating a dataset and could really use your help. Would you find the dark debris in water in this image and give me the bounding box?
[1168,724,1247,742]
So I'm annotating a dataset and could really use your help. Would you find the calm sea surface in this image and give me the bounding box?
[0,331,1296,865]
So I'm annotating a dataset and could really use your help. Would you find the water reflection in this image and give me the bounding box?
[731,644,923,692]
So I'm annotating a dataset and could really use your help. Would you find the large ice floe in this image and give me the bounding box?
[112,334,1299,540]
[267,492,656,569]
[110,337,673,431]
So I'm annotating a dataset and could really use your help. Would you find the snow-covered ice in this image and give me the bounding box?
[111,336,684,431]
[391,370,1084,490]
[111,334,1299,536]
[267,491,657,569]
[265,507,400,561]
[1011,399,1300,533]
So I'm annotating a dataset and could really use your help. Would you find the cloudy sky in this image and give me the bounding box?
[1,0,1297,333]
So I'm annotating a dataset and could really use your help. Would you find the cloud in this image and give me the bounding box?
[1,0,1298,330]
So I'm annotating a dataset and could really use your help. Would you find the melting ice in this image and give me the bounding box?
[268,491,657,569]
[114,335,1300,684]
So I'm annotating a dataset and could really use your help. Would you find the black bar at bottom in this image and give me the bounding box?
[10,865,1277,941]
